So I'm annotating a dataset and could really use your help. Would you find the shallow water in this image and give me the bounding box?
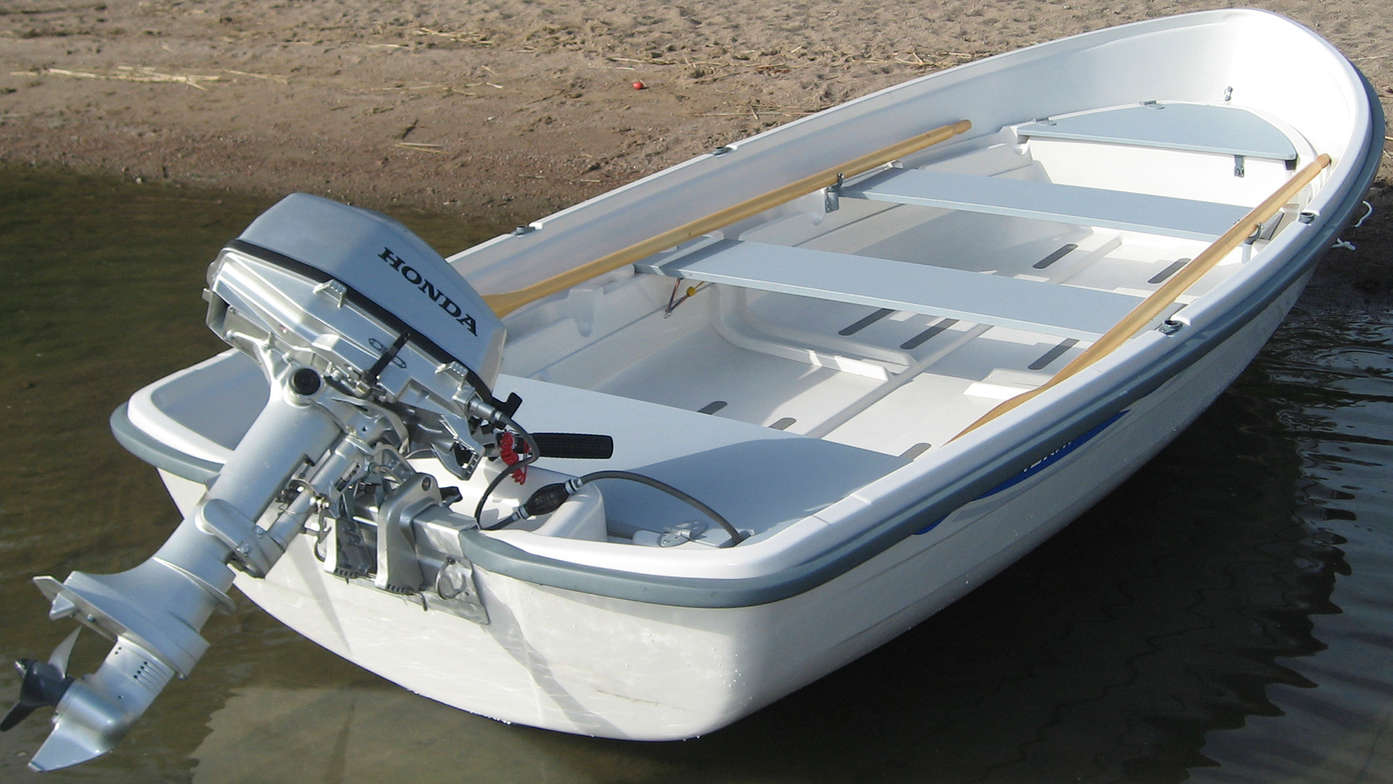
[0,167,1389,783]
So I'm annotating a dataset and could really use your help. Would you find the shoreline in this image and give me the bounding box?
[2,2,1388,224]
[1,2,1390,305]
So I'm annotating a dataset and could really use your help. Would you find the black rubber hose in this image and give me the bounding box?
[578,470,745,546]
[475,458,744,546]
[473,460,524,527]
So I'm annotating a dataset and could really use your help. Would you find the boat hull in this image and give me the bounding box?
[115,7,1382,743]
[149,267,1311,739]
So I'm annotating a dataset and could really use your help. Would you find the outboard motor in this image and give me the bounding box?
[4,194,526,770]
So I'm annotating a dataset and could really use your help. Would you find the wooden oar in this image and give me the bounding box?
[483,120,973,316]
[952,153,1332,441]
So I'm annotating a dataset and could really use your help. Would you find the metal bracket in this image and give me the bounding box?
[1245,211,1286,245]
[659,520,709,547]
[427,556,489,624]
[824,172,844,213]
[374,474,441,593]
[196,498,277,577]
[1233,155,1245,178]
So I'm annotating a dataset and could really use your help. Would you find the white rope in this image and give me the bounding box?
[1330,200,1374,251]
[1352,200,1374,229]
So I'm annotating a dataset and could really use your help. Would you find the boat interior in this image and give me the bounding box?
[138,99,1322,550]
[471,101,1315,542]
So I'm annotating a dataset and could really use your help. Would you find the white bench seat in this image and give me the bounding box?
[840,168,1250,241]
[494,375,906,538]
[646,240,1145,340]
[1017,103,1298,161]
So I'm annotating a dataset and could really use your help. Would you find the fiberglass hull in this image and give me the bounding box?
[113,10,1380,740]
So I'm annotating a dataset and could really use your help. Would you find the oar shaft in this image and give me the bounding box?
[952,153,1332,441]
[484,120,973,316]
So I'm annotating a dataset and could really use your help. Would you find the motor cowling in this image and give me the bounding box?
[210,193,507,411]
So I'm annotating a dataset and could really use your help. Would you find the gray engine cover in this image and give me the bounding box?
[231,193,505,390]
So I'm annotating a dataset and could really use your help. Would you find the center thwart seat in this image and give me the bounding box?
[643,240,1146,341]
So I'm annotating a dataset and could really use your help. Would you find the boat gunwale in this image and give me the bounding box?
[112,30,1384,611]
[465,80,1381,606]
[448,9,1312,294]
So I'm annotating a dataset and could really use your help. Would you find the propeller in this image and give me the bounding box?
[1,628,78,731]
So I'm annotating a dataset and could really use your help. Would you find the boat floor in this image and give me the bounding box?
[138,100,1311,545]
[502,107,1300,468]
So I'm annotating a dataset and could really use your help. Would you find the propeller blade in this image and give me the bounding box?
[48,628,80,675]
[0,649,74,732]
[0,694,37,731]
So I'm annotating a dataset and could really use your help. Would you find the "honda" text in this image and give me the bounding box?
[378,247,478,335]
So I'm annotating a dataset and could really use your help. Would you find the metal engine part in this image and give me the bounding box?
[7,194,521,771]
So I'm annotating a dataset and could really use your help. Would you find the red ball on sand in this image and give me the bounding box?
[632,80,646,90]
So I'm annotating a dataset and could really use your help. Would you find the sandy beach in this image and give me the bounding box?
[1,1,1388,225]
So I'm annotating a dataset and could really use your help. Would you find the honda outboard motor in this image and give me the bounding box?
[6,194,524,770]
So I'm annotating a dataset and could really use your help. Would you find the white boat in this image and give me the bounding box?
[6,9,1382,770]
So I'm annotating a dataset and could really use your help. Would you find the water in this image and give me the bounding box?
[1,167,1389,782]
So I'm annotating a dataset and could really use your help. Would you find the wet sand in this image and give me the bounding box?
[1,1,1389,231]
